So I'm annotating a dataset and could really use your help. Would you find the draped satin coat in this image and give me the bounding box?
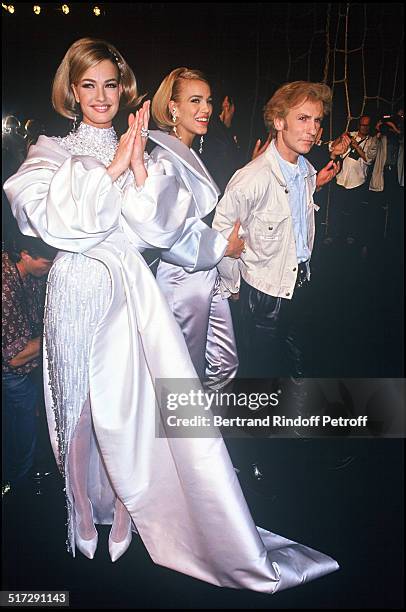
[148,130,228,271]
[4,136,339,593]
[148,131,238,385]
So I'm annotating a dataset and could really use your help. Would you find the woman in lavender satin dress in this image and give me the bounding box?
[4,41,339,592]
[149,68,243,390]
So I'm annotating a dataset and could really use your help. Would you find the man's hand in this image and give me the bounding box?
[330,133,351,158]
[376,119,400,137]
[251,133,272,160]
[316,160,340,190]
[224,220,245,258]
[9,337,41,368]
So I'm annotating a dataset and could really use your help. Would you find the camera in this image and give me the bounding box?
[379,114,401,135]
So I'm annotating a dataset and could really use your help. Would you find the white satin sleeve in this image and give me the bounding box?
[160,218,227,272]
[119,157,194,250]
[150,156,227,272]
[4,145,194,253]
[4,153,121,252]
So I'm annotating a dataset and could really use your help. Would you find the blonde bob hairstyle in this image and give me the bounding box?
[152,67,210,132]
[52,37,140,120]
[263,81,332,136]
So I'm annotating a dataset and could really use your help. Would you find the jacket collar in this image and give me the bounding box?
[148,130,220,196]
[265,139,316,186]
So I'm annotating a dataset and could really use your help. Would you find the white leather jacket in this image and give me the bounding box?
[213,142,318,299]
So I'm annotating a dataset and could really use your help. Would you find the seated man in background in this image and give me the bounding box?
[2,234,57,495]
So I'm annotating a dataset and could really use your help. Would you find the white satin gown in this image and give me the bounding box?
[4,123,339,593]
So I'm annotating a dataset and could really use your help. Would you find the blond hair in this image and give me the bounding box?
[52,37,140,119]
[152,67,210,131]
[264,81,332,135]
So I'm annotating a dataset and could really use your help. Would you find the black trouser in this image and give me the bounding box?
[333,182,369,243]
[238,264,311,381]
[381,166,403,243]
[229,267,357,483]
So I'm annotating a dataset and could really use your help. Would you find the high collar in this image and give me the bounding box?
[56,122,119,167]
[74,121,117,142]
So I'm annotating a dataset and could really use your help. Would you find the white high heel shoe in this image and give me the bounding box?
[108,516,132,562]
[74,501,98,560]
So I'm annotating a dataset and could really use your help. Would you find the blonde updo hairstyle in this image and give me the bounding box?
[263,81,332,136]
[52,37,140,120]
[152,67,210,132]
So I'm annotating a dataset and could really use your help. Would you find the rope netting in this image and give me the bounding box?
[243,2,403,151]
[242,2,403,235]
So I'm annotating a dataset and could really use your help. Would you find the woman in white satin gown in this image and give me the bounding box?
[149,68,243,390]
[4,39,339,592]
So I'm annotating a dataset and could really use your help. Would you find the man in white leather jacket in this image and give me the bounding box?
[213,81,340,380]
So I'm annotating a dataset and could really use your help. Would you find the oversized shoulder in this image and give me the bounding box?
[149,142,177,164]
[148,143,183,179]
[148,130,220,195]
[24,135,106,172]
[24,135,70,166]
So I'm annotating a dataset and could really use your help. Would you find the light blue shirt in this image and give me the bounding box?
[272,141,311,263]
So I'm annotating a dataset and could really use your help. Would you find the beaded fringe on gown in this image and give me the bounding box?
[44,253,112,551]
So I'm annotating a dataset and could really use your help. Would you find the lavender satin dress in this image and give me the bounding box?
[149,131,238,388]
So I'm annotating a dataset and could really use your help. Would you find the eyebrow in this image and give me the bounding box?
[188,95,212,99]
[80,78,118,83]
[297,113,322,120]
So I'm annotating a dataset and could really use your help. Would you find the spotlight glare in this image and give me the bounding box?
[61,3,69,14]
[33,4,41,14]
[93,5,101,16]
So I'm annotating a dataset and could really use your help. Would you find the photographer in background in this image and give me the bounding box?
[370,112,403,192]
[369,111,403,255]
[328,116,377,247]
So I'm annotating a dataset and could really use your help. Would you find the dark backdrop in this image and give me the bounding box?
[2,2,404,154]
[1,5,404,609]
